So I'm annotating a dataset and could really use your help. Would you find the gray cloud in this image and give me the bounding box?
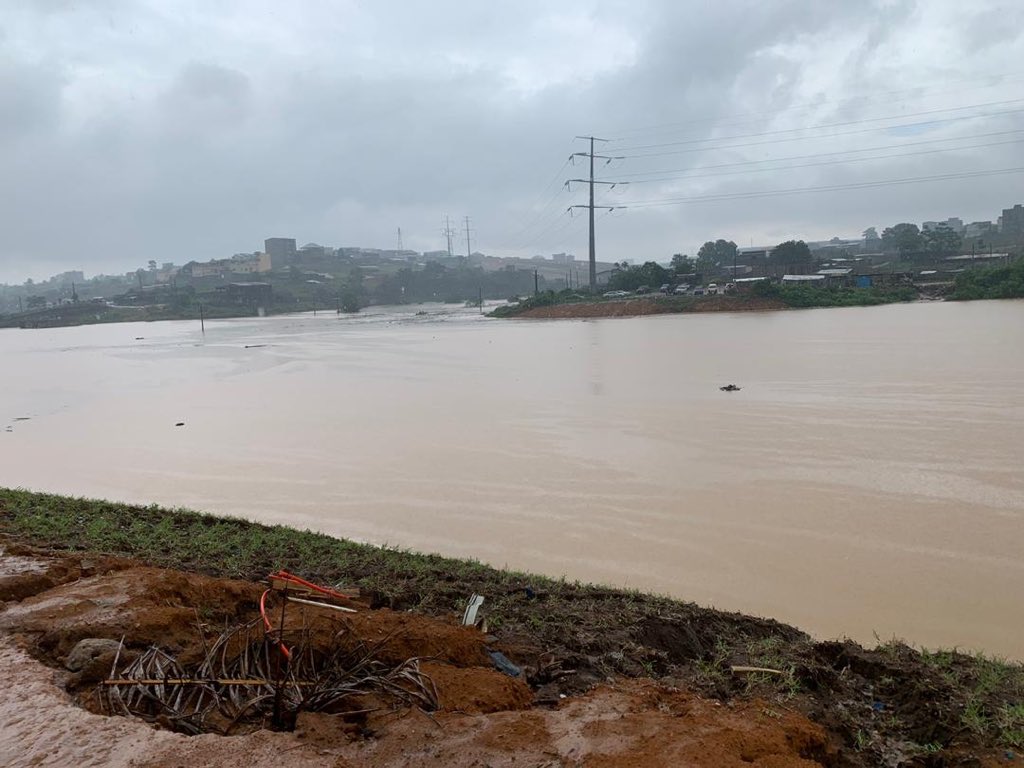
[1,0,1022,281]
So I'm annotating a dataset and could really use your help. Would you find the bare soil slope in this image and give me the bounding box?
[0,546,833,768]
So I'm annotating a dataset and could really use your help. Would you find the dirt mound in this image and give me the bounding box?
[344,609,490,668]
[0,540,133,603]
[517,296,786,319]
[338,680,833,768]
[0,565,262,663]
[0,548,843,767]
[420,661,532,714]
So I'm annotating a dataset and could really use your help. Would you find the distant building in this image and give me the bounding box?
[551,252,575,264]
[781,274,825,283]
[964,221,996,239]
[264,237,297,268]
[299,242,328,259]
[189,260,225,278]
[922,217,964,234]
[721,264,753,276]
[221,282,273,304]
[1000,204,1024,239]
[737,246,772,260]
[230,252,272,274]
[53,270,85,284]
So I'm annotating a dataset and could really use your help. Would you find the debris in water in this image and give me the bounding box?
[244,344,266,349]
[174,422,185,427]
[719,384,741,392]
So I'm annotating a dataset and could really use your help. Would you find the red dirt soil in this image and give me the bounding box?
[0,544,838,767]
[516,295,786,319]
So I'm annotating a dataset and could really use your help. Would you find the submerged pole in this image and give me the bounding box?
[200,303,205,333]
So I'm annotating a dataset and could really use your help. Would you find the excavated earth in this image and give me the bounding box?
[514,296,787,319]
[0,542,841,768]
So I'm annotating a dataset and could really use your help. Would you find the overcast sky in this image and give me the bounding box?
[2,0,1024,282]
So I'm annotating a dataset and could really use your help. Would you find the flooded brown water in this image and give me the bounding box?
[2,300,1023,657]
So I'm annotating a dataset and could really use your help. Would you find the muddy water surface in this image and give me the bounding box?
[2,300,1023,656]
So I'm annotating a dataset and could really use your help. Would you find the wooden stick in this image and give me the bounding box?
[286,595,358,613]
[730,665,785,676]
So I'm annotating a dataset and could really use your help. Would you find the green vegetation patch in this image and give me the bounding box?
[749,280,918,308]
[948,258,1024,300]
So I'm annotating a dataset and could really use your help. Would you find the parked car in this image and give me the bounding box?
[659,283,672,294]
[706,283,719,295]
[673,285,690,295]
[635,285,651,294]
[724,282,737,294]
[692,288,705,296]
[602,290,630,298]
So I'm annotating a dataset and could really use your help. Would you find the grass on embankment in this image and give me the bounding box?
[1,487,1023,763]
[490,284,918,318]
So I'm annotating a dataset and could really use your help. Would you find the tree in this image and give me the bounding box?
[147,260,157,271]
[697,239,738,263]
[922,224,962,256]
[863,227,880,244]
[670,253,693,274]
[881,223,923,255]
[607,261,670,291]
[770,240,812,265]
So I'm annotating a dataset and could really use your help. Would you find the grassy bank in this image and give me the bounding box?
[1,487,1022,764]
[750,282,918,308]
[949,258,1024,300]
[491,284,917,319]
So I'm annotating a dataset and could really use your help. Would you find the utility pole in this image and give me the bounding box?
[569,136,624,293]
[442,216,456,257]
[463,216,473,260]
[534,269,539,295]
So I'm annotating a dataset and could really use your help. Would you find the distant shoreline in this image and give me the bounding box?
[505,295,789,319]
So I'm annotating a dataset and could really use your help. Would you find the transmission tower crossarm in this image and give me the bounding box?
[571,135,625,292]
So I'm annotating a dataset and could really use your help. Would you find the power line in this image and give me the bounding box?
[611,97,1024,153]
[618,166,1024,209]
[615,105,1024,160]
[496,144,576,249]
[605,136,1024,185]
[602,71,1024,139]
[608,128,1024,179]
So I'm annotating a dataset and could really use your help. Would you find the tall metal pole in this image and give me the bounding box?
[569,137,621,293]
[588,137,596,293]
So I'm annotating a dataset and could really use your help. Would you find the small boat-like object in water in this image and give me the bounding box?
[720,384,741,392]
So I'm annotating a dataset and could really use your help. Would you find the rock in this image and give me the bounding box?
[65,638,122,672]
